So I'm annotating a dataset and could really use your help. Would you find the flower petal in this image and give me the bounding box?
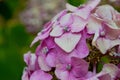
[38,56,51,71]
[103,23,120,40]
[74,7,91,20]
[87,15,102,46]
[30,70,52,80]
[71,57,89,78]
[66,3,77,12]
[30,28,51,47]
[55,69,69,80]
[87,15,102,34]
[52,10,67,23]
[24,52,37,70]
[95,5,114,20]
[86,0,101,11]
[96,38,120,54]
[98,74,111,80]
[22,68,29,80]
[50,25,63,37]
[101,64,120,79]
[46,52,56,67]
[74,0,100,20]
[71,15,87,32]
[55,33,81,53]
[74,35,89,58]
[60,13,73,26]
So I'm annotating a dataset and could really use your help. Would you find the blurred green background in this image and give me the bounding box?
[0,0,119,80]
[0,0,35,80]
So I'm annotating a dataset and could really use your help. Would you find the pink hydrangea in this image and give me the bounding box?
[22,52,52,80]
[87,5,120,54]
[22,0,120,80]
[31,0,100,59]
[55,57,89,80]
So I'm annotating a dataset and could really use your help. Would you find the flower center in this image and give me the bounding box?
[66,64,72,71]
[63,26,70,32]
[100,31,105,36]
[42,47,49,54]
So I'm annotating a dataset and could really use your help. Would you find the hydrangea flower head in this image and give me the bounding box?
[22,0,120,80]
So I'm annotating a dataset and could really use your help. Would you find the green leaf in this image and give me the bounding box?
[67,0,87,7]
[101,56,110,63]
[97,62,103,73]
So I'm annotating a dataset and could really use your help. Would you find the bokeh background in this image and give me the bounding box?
[0,0,119,80]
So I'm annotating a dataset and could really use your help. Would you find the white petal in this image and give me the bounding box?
[71,15,87,32]
[87,15,102,34]
[102,64,119,79]
[95,5,114,20]
[55,33,81,53]
[50,25,63,37]
[86,0,100,11]
[66,3,77,12]
[74,7,91,20]
[60,13,73,26]
[96,38,120,54]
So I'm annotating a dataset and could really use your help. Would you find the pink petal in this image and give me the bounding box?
[86,0,100,11]
[30,28,51,47]
[60,13,73,26]
[24,52,37,70]
[71,57,89,78]
[74,0,100,20]
[55,45,72,63]
[22,68,29,80]
[55,33,81,53]
[87,77,99,80]
[69,74,79,80]
[38,56,51,71]
[74,7,91,20]
[30,21,53,47]
[35,42,45,56]
[71,15,87,32]
[46,52,56,67]
[87,15,102,46]
[30,36,40,47]
[74,35,89,58]
[50,24,63,37]
[55,69,69,80]
[44,37,55,48]
[104,23,120,40]
[98,74,111,80]
[30,70,52,80]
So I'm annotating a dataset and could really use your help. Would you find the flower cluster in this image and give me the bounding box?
[22,0,120,80]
